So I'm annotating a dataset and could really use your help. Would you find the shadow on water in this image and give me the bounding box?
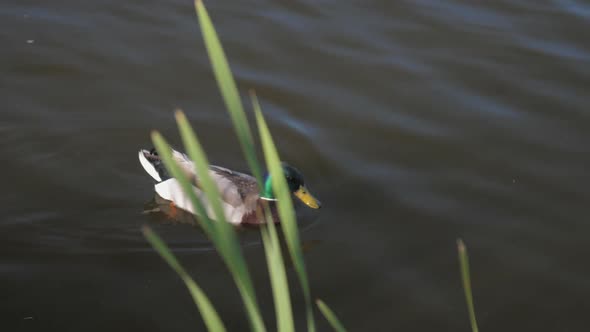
[142,193,323,255]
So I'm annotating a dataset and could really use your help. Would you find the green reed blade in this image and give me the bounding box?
[316,299,347,332]
[252,91,315,332]
[457,239,479,332]
[174,110,228,227]
[174,111,266,332]
[142,226,226,332]
[194,0,263,186]
[260,206,294,332]
[151,131,217,240]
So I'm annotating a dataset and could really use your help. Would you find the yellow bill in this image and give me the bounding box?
[294,185,321,209]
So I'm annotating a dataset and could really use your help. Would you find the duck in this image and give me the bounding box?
[138,148,321,225]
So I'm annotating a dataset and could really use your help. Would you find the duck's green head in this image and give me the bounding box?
[262,163,322,209]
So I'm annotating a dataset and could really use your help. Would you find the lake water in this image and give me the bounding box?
[2,0,590,331]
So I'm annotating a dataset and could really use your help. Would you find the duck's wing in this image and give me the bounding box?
[154,177,252,225]
[153,165,259,225]
[140,148,260,202]
[208,165,259,207]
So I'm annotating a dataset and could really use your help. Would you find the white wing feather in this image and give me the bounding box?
[154,178,246,225]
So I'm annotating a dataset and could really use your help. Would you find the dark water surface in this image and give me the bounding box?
[2,0,590,331]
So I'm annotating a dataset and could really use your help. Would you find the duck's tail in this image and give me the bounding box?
[138,148,169,182]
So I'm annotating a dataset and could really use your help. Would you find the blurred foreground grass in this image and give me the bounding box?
[143,1,343,331]
[142,1,479,331]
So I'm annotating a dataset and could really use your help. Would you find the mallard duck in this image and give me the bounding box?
[138,148,321,225]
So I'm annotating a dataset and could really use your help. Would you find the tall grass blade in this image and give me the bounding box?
[173,111,267,332]
[457,239,479,332]
[144,2,351,332]
[175,110,227,224]
[316,299,347,332]
[260,208,294,332]
[151,131,217,240]
[194,0,263,185]
[252,91,315,332]
[142,226,226,332]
